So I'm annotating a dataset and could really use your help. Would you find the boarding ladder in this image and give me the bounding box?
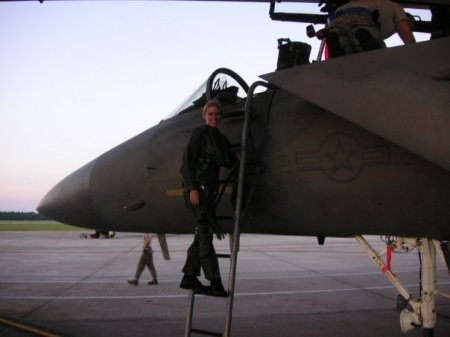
[184,81,270,337]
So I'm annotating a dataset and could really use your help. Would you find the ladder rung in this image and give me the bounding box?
[190,328,222,337]
[214,215,233,221]
[192,288,229,298]
[218,179,237,184]
[216,253,231,259]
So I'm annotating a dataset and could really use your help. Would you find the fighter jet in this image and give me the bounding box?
[35,0,449,336]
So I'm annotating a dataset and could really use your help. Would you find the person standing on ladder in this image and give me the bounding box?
[179,100,237,297]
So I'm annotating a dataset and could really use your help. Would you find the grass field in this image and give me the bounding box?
[0,220,85,231]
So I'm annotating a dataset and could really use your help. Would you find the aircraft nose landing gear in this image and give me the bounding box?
[417,238,437,336]
[355,236,437,336]
[399,302,421,334]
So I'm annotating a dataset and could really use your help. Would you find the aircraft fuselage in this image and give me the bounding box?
[38,87,450,240]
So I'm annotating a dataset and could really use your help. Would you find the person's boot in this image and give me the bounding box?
[148,279,158,285]
[127,279,138,285]
[210,279,227,297]
[179,274,204,291]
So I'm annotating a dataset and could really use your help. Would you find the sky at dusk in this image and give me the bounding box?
[0,1,429,212]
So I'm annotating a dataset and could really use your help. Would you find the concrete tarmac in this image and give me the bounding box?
[0,232,449,337]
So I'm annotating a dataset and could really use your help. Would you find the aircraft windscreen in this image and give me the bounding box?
[165,81,207,120]
[165,72,247,119]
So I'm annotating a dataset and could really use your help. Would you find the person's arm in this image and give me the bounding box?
[396,19,416,44]
[181,131,200,187]
[181,129,202,206]
[143,234,150,248]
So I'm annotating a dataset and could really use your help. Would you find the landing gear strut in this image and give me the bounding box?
[355,236,437,336]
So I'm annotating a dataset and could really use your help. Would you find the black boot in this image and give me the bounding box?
[210,279,227,297]
[180,274,205,291]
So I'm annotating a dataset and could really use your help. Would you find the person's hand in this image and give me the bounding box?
[189,189,200,206]
[397,19,416,44]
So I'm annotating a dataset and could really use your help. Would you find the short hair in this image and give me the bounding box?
[203,100,223,117]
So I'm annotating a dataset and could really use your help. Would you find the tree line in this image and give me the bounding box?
[0,212,50,221]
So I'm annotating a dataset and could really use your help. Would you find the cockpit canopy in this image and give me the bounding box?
[166,68,250,118]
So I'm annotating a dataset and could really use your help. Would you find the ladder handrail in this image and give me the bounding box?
[224,81,270,337]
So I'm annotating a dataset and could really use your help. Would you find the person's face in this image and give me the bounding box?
[203,106,221,128]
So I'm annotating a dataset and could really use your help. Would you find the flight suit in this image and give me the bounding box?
[180,125,235,281]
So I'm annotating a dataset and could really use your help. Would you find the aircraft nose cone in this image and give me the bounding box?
[37,160,101,228]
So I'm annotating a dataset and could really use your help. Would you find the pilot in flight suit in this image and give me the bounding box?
[179,100,236,297]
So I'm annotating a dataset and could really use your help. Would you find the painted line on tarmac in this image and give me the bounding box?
[237,282,450,297]
[1,282,449,300]
[3,266,448,284]
[0,316,61,337]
